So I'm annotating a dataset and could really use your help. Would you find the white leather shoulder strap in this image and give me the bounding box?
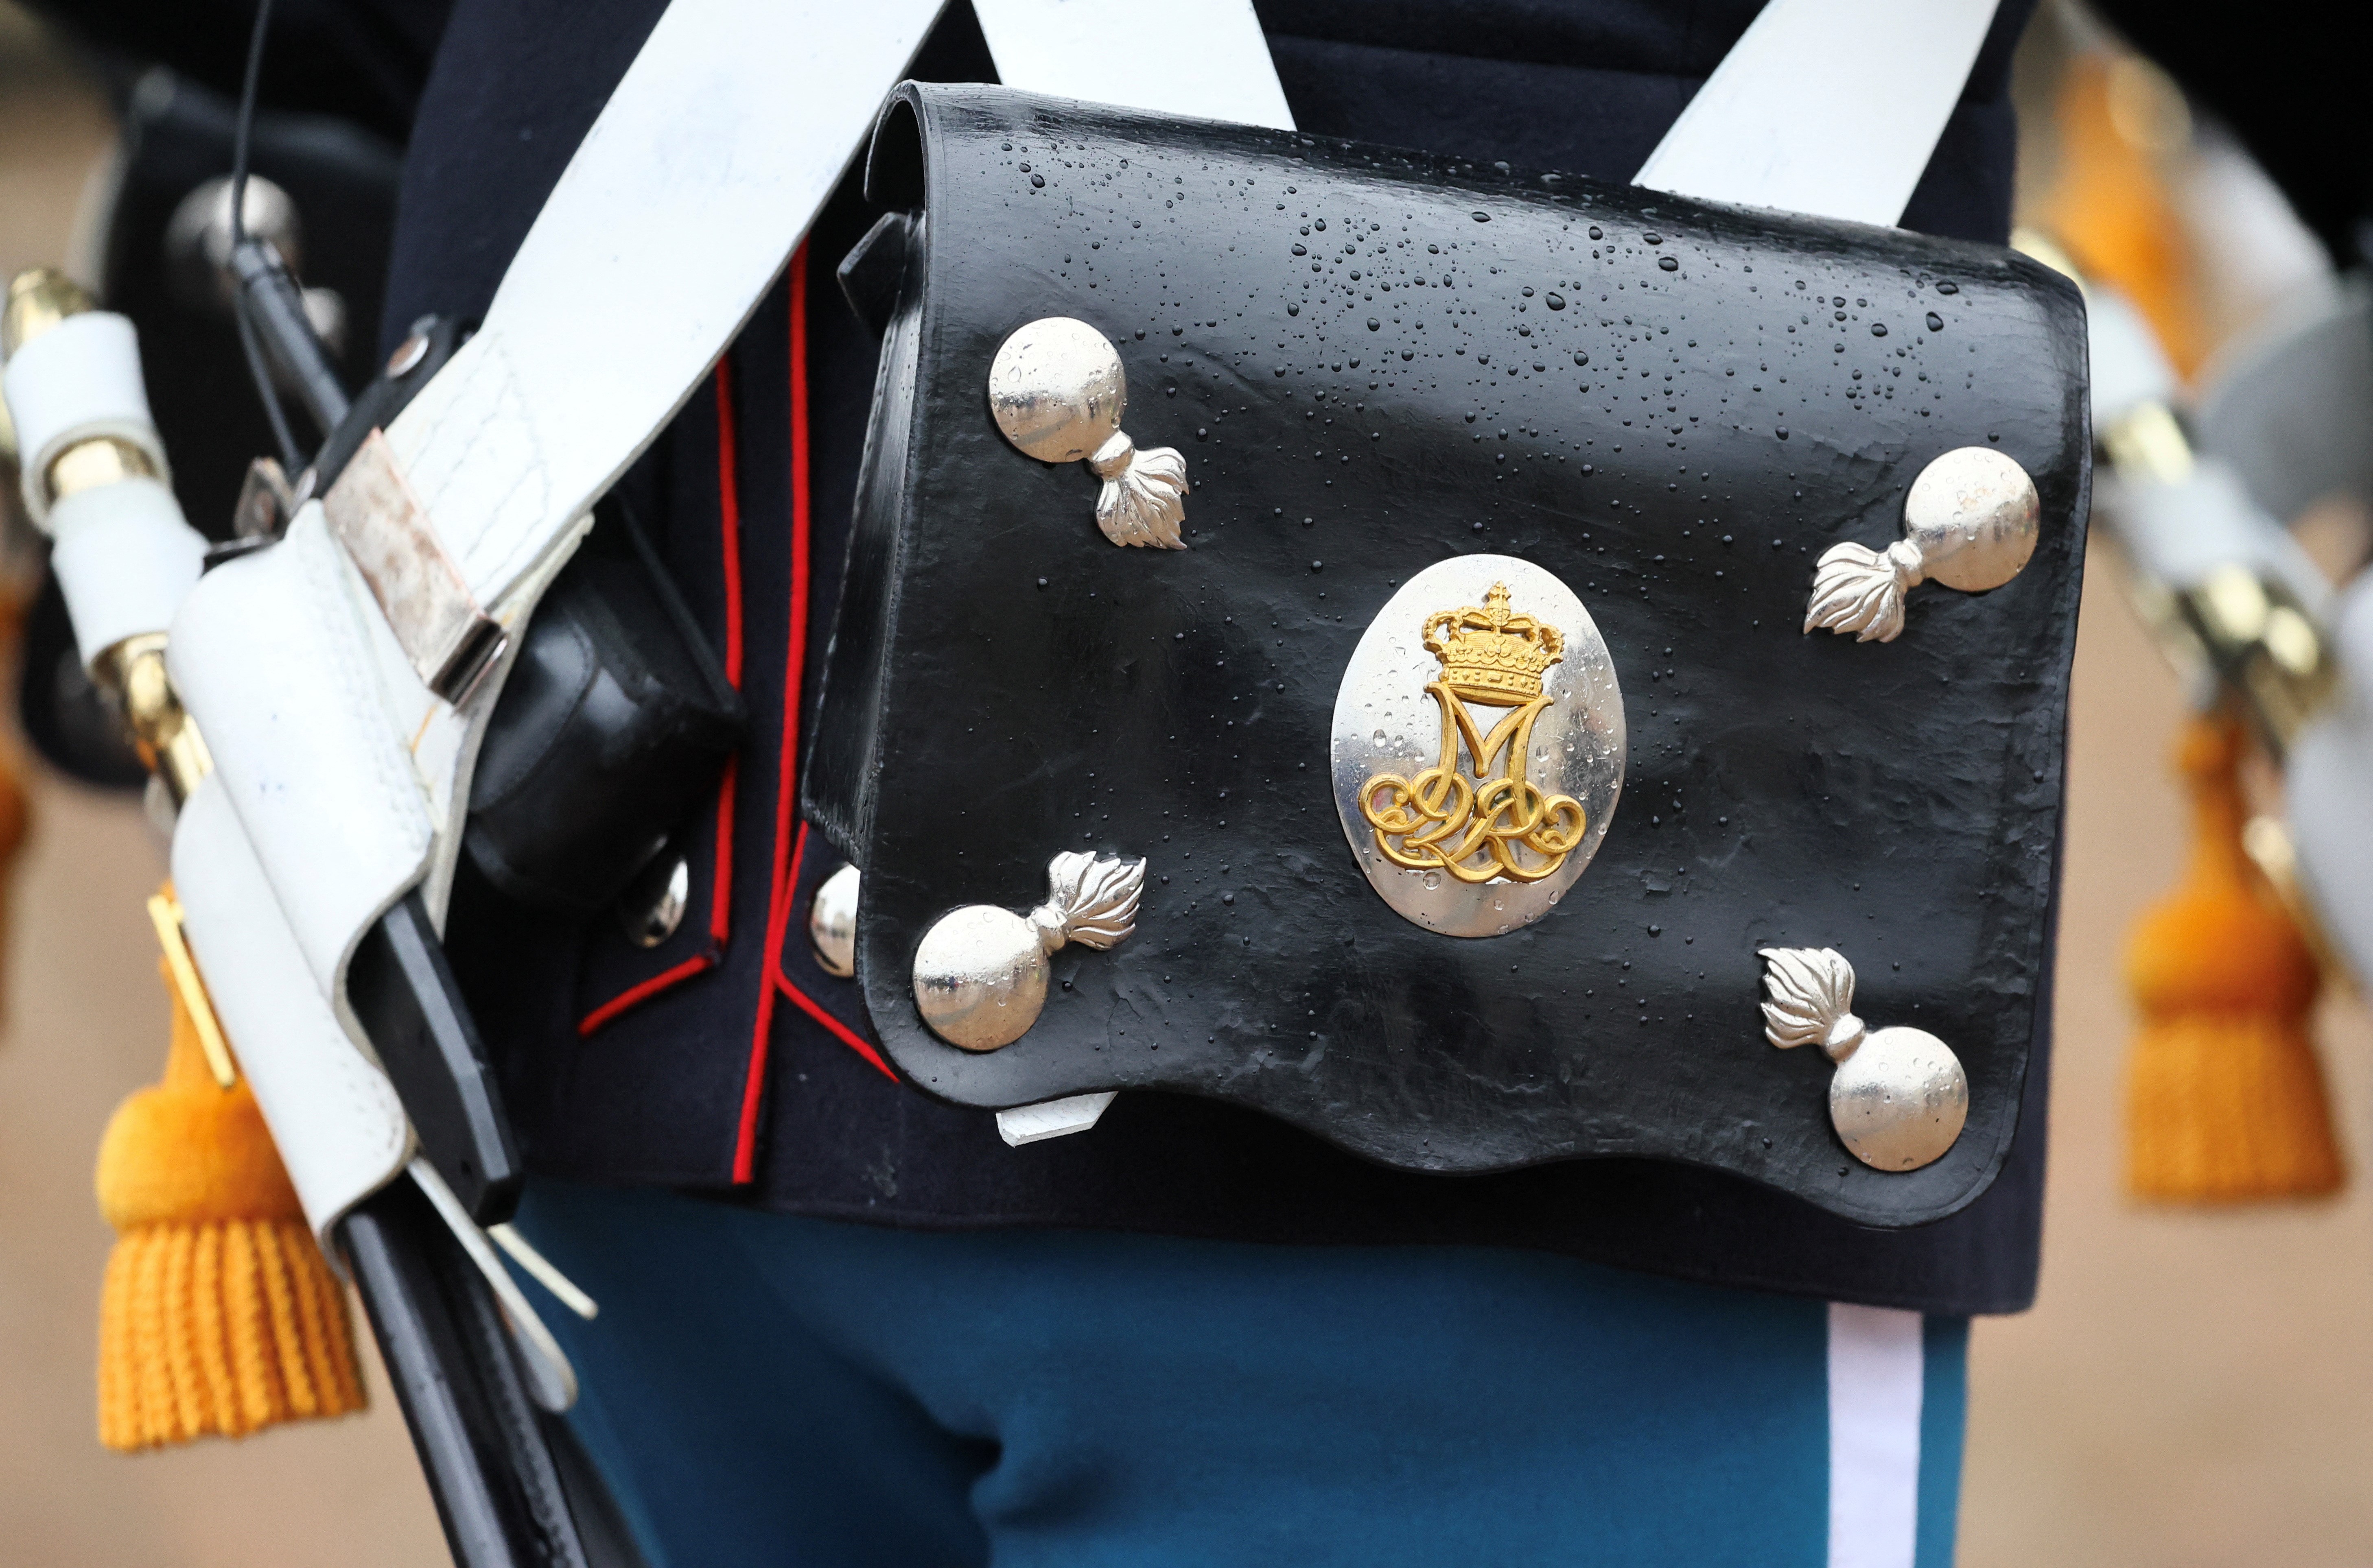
[385,0,947,621]
[1634,0,2001,227]
[975,0,1293,129]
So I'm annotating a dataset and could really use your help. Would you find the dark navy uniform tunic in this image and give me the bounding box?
[412,0,2049,1315]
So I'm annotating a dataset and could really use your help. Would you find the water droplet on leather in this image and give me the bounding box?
[1657,256,1678,272]
[1030,174,1045,188]
[1926,312,1944,332]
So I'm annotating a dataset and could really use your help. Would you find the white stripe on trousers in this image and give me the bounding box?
[1827,1303,1925,1568]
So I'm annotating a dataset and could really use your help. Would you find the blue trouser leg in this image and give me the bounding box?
[512,1179,1966,1568]
[518,1184,990,1566]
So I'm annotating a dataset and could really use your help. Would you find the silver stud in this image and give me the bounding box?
[1803,446,2038,642]
[989,317,1187,548]
[618,852,690,948]
[386,330,431,378]
[912,851,1144,1052]
[809,862,860,978]
[1758,946,1968,1171]
[163,174,301,306]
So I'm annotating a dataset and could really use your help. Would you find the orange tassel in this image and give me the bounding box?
[94,945,367,1449]
[2123,716,2343,1202]
[2036,52,2210,379]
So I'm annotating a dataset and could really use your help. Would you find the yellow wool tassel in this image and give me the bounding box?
[94,951,367,1450]
[2124,715,2343,1202]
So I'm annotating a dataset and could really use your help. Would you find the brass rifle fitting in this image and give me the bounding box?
[4,267,160,515]
[2096,398,2334,757]
[2,266,96,358]
[101,633,213,805]
[47,436,157,502]
[4,270,208,791]
[2174,565,2334,757]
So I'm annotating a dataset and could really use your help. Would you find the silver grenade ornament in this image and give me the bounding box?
[913,851,1146,1052]
[989,316,1188,548]
[1758,946,1968,1171]
[1804,446,2039,642]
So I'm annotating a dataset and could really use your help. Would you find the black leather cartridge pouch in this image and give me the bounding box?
[805,84,2092,1230]
[463,496,745,915]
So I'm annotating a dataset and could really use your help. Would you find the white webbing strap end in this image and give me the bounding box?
[1633,0,2002,228]
[971,0,1293,130]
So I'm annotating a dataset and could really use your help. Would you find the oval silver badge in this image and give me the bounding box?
[1330,554,1625,937]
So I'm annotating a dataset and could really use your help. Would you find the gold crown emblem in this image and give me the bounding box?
[1423,582,1565,703]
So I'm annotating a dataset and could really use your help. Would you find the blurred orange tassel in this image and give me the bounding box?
[94,946,366,1449]
[2124,716,2342,1202]
[2038,52,2210,380]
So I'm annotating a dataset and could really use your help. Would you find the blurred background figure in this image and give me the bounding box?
[3,1,2373,1562]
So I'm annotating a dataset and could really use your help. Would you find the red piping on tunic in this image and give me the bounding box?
[773,821,895,1078]
[573,352,749,1035]
[735,248,896,1186]
[577,954,714,1035]
[571,254,891,1172]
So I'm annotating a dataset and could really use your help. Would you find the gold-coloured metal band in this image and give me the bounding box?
[145,887,238,1089]
[2100,400,2193,486]
[1,266,96,358]
[99,633,214,806]
[46,436,157,502]
[2,269,162,516]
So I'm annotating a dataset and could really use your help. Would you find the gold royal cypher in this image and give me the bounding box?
[1358,583,1587,885]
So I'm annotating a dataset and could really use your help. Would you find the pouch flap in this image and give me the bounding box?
[806,83,2090,1227]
